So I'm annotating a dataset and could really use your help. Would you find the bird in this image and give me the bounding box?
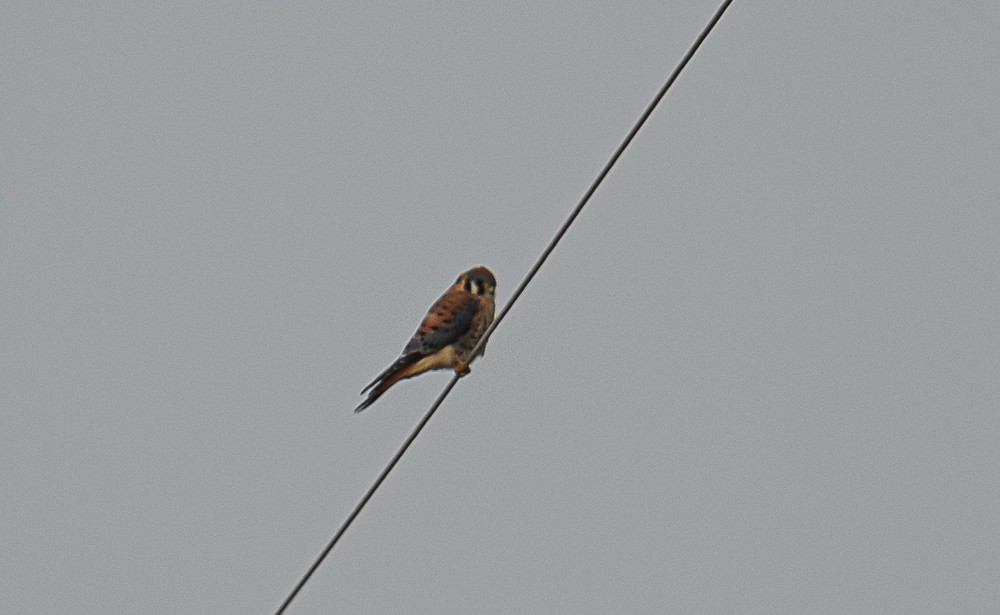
[355,266,497,412]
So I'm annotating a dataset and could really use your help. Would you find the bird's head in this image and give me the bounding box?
[459,266,497,297]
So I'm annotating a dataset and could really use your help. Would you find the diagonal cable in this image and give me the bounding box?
[275,1,733,612]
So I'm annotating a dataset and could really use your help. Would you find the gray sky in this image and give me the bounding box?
[4,2,999,613]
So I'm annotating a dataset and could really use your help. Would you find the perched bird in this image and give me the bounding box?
[355,266,497,412]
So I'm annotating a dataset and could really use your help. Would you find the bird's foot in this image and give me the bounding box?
[454,361,471,376]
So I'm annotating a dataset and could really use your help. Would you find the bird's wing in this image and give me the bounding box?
[403,290,479,356]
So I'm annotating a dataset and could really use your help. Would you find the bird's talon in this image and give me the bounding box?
[454,362,471,376]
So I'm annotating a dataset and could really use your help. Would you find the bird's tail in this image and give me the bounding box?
[355,354,419,412]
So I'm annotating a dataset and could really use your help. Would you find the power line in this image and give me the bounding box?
[274,1,733,612]
[274,378,460,615]
[465,0,734,365]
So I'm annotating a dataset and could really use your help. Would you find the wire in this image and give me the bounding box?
[273,378,460,615]
[275,1,733,612]
[465,0,734,364]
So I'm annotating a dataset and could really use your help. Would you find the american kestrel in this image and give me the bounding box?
[355,266,497,413]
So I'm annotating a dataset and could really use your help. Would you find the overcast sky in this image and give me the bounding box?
[3,2,999,613]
